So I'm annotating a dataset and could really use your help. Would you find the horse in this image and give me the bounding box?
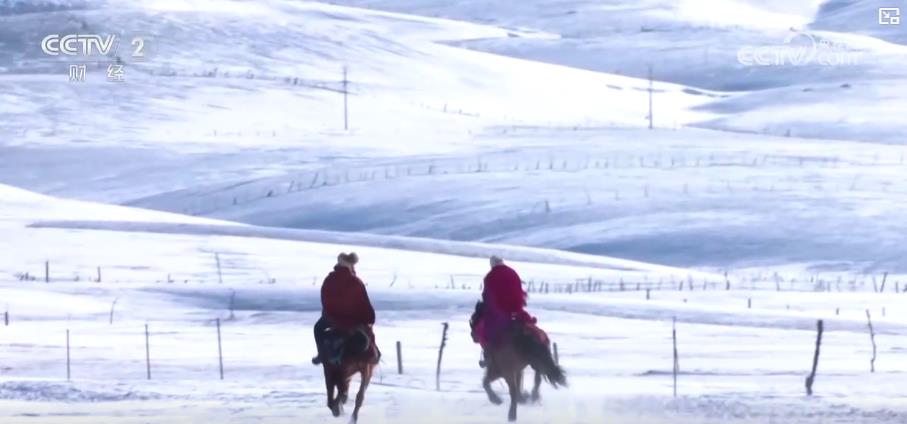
[472,302,567,422]
[319,327,377,423]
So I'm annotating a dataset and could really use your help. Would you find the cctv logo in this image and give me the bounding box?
[41,34,117,56]
[879,8,900,25]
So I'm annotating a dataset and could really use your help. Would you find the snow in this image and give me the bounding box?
[329,0,907,143]
[1,0,907,422]
[2,185,907,423]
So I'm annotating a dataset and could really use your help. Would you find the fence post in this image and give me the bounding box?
[866,310,877,373]
[396,341,403,374]
[109,297,118,325]
[647,64,654,129]
[145,324,152,380]
[805,320,823,395]
[435,322,449,391]
[672,317,679,397]
[96,266,102,283]
[4,310,8,326]
[342,66,349,131]
[66,329,71,381]
[553,342,559,365]
[217,318,224,380]
[45,260,50,283]
[215,253,223,284]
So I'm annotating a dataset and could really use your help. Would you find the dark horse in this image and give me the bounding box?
[470,301,567,421]
[319,327,376,423]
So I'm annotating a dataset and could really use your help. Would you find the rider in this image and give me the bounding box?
[472,255,537,364]
[312,252,380,365]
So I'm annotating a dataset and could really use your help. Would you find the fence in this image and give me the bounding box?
[0,310,896,401]
[11,261,907,296]
[120,149,907,218]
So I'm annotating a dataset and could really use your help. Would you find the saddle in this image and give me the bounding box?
[470,300,548,348]
[322,327,372,365]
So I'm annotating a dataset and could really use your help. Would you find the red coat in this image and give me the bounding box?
[321,265,375,331]
[483,264,534,323]
[475,264,535,348]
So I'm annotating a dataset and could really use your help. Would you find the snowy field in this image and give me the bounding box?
[2,0,907,423]
[2,188,907,423]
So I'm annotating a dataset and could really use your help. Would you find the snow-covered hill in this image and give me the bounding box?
[0,0,713,153]
[2,1,907,422]
[331,0,907,143]
[2,0,906,274]
[124,126,907,273]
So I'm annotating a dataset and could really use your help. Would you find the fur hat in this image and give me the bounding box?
[337,252,359,269]
[489,255,504,268]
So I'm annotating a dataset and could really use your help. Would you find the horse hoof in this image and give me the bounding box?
[488,394,503,405]
[531,393,541,404]
[518,391,531,404]
[331,405,342,417]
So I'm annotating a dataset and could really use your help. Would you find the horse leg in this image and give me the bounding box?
[339,376,350,405]
[350,365,373,424]
[516,369,530,404]
[506,371,520,422]
[530,369,542,403]
[483,369,503,405]
[325,368,341,417]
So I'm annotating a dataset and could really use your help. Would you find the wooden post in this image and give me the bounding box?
[672,317,679,397]
[109,297,118,325]
[396,341,403,374]
[228,289,236,320]
[805,320,823,395]
[435,322,449,391]
[96,266,102,283]
[553,342,559,365]
[45,260,50,283]
[145,324,151,380]
[647,64,654,129]
[216,318,224,380]
[880,272,888,293]
[747,298,752,309]
[342,66,349,131]
[66,329,71,381]
[215,253,223,284]
[646,288,651,300]
[866,310,877,373]
[3,310,7,326]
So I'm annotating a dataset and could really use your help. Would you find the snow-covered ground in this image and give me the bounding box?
[3,188,907,423]
[2,0,907,422]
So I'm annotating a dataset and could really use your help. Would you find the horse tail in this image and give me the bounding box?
[514,327,567,388]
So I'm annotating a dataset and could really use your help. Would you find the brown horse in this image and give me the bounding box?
[481,322,567,421]
[320,328,376,423]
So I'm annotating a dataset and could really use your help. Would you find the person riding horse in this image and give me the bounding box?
[471,255,541,366]
[470,255,564,421]
[312,252,380,366]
